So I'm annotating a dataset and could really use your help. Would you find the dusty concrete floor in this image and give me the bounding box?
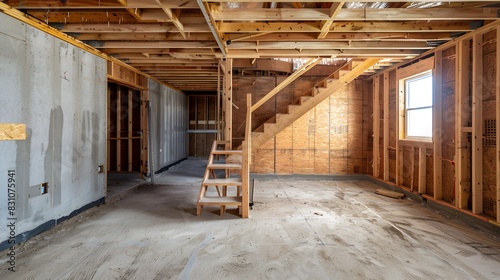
[1,159,500,279]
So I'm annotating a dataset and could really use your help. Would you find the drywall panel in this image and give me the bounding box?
[149,80,187,172]
[0,13,106,247]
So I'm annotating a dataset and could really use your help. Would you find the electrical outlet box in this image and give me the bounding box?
[97,165,104,173]
[40,182,48,194]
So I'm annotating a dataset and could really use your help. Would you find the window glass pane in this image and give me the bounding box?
[407,108,432,138]
[407,74,432,109]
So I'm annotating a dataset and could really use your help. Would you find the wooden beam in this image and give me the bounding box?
[197,0,227,56]
[212,8,500,21]
[250,57,319,112]
[224,49,424,58]
[373,76,380,178]
[433,50,443,200]
[155,0,186,38]
[58,23,210,33]
[128,89,133,172]
[317,2,344,39]
[383,72,390,181]
[472,34,483,214]
[226,41,432,50]
[75,33,215,41]
[456,40,471,209]
[224,32,455,42]
[3,0,125,8]
[219,21,473,33]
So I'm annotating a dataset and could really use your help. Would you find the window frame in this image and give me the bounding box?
[396,57,435,144]
[404,71,433,141]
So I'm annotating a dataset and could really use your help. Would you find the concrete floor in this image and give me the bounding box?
[1,159,500,279]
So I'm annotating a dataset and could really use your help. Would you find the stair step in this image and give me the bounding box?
[203,178,242,186]
[300,96,311,104]
[207,163,242,170]
[287,104,301,113]
[198,196,242,206]
[211,150,242,155]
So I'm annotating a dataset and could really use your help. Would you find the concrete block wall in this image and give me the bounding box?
[149,80,187,172]
[0,13,107,249]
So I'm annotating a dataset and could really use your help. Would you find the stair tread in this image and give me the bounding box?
[207,163,242,169]
[211,150,242,155]
[198,196,242,205]
[203,178,242,186]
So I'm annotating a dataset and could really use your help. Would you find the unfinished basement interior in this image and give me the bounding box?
[1,0,500,278]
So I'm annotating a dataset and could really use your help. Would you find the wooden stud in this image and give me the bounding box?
[224,58,233,148]
[497,25,500,223]
[116,86,122,172]
[217,62,221,140]
[472,34,483,214]
[107,86,111,173]
[456,40,471,209]
[141,90,149,177]
[373,76,380,178]
[418,147,426,194]
[128,89,133,172]
[396,74,404,186]
[383,72,390,181]
[433,50,443,200]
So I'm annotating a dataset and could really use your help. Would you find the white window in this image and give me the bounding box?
[404,72,433,140]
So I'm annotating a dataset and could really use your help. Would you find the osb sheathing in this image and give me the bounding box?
[242,76,369,175]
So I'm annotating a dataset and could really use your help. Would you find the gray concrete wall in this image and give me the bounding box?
[0,13,107,246]
[149,80,187,172]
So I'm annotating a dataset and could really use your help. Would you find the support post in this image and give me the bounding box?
[433,50,443,200]
[224,58,233,148]
[383,72,390,181]
[373,76,380,178]
[456,40,472,209]
[472,34,483,214]
[496,26,500,222]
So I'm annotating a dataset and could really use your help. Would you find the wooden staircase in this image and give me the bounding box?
[251,58,380,150]
[197,140,250,217]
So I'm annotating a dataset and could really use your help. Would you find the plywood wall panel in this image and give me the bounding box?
[293,113,312,150]
[275,149,293,174]
[315,99,330,150]
[293,149,315,174]
[348,158,363,174]
[260,136,275,150]
[252,149,275,174]
[330,156,348,174]
[276,126,293,150]
[314,149,330,174]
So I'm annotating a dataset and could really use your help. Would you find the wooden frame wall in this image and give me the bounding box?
[107,62,149,177]
[371,21,500,225]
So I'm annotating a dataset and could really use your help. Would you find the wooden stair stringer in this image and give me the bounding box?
[251,58,380,150]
